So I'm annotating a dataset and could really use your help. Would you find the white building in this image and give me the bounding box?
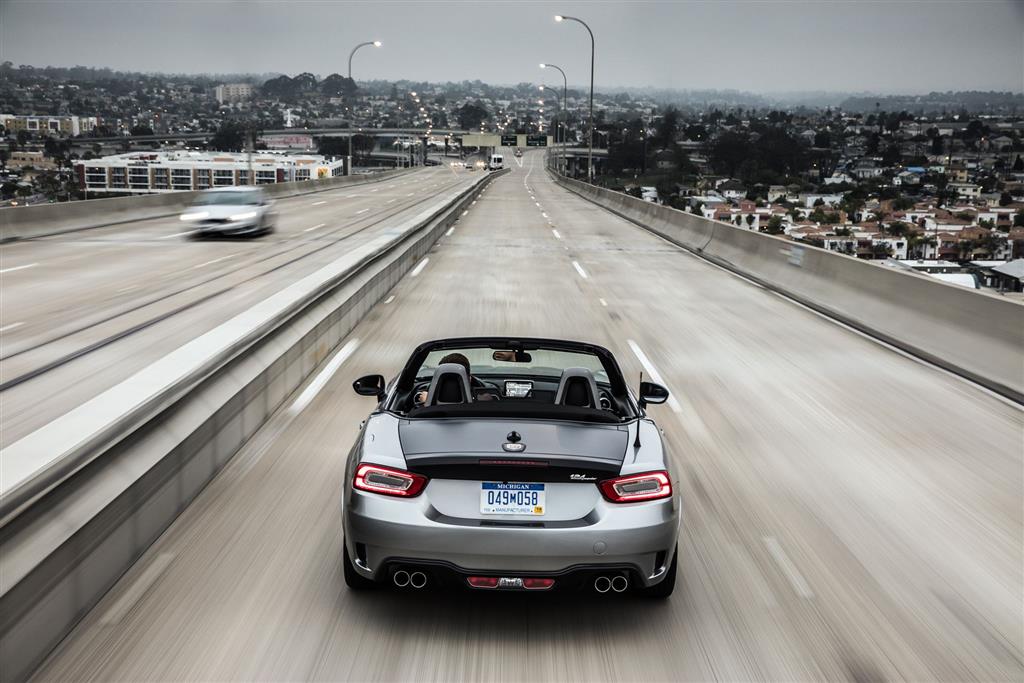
[215,83,255,104]
[76,150,344,195]
[0,113,99,136]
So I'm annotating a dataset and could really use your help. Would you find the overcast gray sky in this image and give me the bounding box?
[2,0,1022,93]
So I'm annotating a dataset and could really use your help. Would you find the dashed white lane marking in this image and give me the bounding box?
[304,223,326,232]
[312,200,327,206]
[763,537,815,599]
[289,338,360,415]
[410,257,429,277]
[0,322,25,333]
[384,295,395,304]
[535,202,541,207]
[406,193,415,197]
[354,208,370,215]
[370,188,379,193]
[461,210,468,216]
[159,230,194,239]
[193,253,238,269]
[117,284,139,293]
[572,261,588,279]
[100,553,175,625]
[541,212,549,218]
[552,229,562,240]
[445,226,455,237]
[386,198,396,204]
[626,339,685,415]
[599,298,608,307]
[0,263,38,274]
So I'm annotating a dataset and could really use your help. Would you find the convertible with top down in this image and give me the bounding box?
[343,337,680,597]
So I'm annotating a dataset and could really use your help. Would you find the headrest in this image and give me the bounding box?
[554,367,599,408]
[426,363,473,406]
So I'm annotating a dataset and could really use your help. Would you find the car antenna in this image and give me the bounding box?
[633,371,643,449]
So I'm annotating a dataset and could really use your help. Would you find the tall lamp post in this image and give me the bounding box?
[540,63,568,175]
[538,85,563,174]
[554,15,594,181]
[347,40,381,170]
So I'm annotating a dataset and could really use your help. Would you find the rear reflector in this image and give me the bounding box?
[522,578,555,590]
[467,576,499,588]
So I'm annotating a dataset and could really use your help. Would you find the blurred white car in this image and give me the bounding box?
[179,186,277,237]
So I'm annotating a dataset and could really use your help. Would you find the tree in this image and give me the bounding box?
[654,107,680,148]
[456,102,489,130]
[1014,210,1024,228]
[930,135,944,155]
[130,124,154,137]
[209,121,247,152]
[764,215,785,235]
[1013,155,1024,172]
[320,73,356,98]
[885,221,910,237]
[744,214,755,228]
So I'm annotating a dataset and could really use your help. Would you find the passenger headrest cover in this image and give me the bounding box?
[426,363,473,405]
[554,367,600,409]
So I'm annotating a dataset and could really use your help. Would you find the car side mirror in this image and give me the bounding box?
[353,374,386,400]
[638,381,669,408]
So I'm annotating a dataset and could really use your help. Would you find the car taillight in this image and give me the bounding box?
[598,470,672,503]
[353,463,427,497]
[522,578,555,590]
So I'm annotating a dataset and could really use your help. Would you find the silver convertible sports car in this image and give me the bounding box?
[343,337,680,597]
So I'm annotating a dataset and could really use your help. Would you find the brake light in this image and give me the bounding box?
[522,578,555,590]
[353,463,427,497]
[598,470,672,503]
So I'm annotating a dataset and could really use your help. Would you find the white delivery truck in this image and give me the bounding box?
[488,153,504,170]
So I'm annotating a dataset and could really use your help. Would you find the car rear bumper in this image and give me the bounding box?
[343,488,680,588]
[197,220,261,235]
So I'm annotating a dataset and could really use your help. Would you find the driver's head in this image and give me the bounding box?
[439,352,471,376]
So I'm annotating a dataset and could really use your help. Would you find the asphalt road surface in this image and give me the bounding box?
[32,151,1023,682]
[0,165,478,446]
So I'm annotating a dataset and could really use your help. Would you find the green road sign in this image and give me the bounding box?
[526,135,547,147]
[501,134,518,147]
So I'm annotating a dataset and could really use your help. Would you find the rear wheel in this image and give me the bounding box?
[343,539,376,590]
[638,545,677,598]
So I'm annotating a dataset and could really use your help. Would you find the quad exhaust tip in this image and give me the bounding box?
[611,575,629,593]
[409,571,427,589]
[594,576,612,593]
[393,569,410,587]
[594,574,629,593]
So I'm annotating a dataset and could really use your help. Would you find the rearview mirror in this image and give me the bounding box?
[492,350,533,363]
[638,381,669,408]
[353,374,386,400]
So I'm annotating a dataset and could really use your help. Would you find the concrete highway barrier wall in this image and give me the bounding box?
[553,173,1024,403]
[0,168,410,242]
[0,170,504,681]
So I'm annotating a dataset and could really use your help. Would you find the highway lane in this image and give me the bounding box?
[0,165,478,446]
[33,151,1023,681]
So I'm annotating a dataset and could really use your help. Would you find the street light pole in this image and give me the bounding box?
[540,63,568,175]
[555,15,594,181]
[346,40,381,172]
[539,85,562,173]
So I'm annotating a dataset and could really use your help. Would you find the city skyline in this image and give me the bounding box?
[2,0,1022,94]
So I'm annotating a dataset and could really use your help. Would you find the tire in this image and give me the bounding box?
[343,539,376,590]
[639,545,677,598]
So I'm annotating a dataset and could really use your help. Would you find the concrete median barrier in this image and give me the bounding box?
[553,173,1024,403]
[0,168,410,242]
[0,169,504,681]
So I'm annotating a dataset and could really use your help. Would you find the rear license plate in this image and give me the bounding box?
[480,483,545,515]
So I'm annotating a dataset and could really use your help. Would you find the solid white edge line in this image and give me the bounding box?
[192,253,238,269]
[354,208,369,215]
[0,263,38,274]
[159,231,194,239]
[312,200,327,206]
[304,223,326,232]
[410,257,429,277]
[626,339,685,415]
[288,338,360,415]
[572,261,588,279]
[384,295,395,304]
[0,322,25,333]
[763,536,815,599]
